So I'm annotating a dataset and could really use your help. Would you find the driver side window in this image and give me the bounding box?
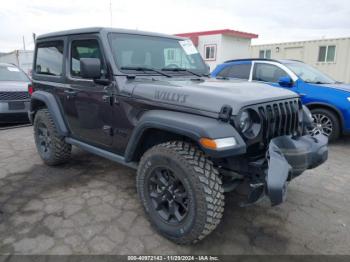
[70,39,106,78]
[253,63,288,83]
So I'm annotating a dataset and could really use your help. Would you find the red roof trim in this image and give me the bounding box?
[175,29,258,39]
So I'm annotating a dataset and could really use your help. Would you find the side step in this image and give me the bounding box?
[65,137,138,170]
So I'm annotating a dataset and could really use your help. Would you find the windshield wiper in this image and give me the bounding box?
[161,68,203,77]
[120,66,171,77]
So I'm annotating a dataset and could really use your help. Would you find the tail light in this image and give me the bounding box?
[28,84,34,96]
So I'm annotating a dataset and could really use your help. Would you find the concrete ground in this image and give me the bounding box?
[0,126,349,255]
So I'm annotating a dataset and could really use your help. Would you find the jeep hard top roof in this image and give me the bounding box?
[36,27,185,41]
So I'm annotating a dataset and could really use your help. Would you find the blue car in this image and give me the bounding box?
[212,59,350,141]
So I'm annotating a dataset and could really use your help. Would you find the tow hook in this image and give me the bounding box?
[239,182,265,207]
[248,182,265,204]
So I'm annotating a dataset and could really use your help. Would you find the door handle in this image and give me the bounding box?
[64,89,78,99]
[299,93,307,97]
[64,89,78,95]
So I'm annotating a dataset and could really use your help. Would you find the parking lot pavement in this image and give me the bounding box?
[0,126,349,255]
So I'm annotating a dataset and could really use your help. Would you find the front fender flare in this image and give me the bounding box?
[124,110,246,161]
[29,91,69,136]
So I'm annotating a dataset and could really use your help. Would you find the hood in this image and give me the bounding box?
[0,81,30,92]
[131,78,298,115]
[317,83,350,93]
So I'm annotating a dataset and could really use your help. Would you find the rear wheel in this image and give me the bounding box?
[309,108,340,142]
[137,141,224,244]
[34,109,71,165]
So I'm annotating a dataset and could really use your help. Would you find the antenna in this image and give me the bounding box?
[22,36,26,50]
[109,0,113,26]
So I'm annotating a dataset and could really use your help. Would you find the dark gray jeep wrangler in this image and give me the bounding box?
[29,27,328,244]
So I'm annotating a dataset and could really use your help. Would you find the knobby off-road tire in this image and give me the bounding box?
[137,141,225,244]
[33,109,71,166]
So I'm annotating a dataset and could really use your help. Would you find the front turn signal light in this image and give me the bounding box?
[199,137,237,150]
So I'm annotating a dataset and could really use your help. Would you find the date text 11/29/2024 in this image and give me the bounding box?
[127,256,219,261]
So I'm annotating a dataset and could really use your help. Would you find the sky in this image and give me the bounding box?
[1,0,350,52]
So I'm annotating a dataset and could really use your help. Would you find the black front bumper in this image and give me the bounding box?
[266,134,328,206]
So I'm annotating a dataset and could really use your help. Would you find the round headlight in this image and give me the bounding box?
[239,110,252,133]
[238,109,261,139]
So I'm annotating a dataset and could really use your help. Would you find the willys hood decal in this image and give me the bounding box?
[130,78,298,115]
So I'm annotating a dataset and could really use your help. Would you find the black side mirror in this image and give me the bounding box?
[278,76,293,87]
[80,58,101,79]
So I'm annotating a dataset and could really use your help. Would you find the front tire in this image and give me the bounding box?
[137,141,224,244]
[310,108,340,142]
[34,109,72,165]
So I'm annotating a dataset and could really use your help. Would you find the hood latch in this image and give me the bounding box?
[219,105,233,122]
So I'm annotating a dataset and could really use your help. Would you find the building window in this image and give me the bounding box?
[259,49,271,59]
[204,44,216,60]
[318,45,336,62]
[167,49,175,60]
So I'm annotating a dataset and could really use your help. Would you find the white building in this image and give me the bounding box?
[176,29,258,70]
[0,50,34,76]
[251,37,350,83]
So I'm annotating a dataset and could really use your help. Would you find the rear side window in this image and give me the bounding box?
[70,39,105,77]
[253,63,288,83]
[35,41,64,76]
[218,63,251,79]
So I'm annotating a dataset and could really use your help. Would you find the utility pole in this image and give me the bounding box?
[109,0,113,27]
[22,36,26,50]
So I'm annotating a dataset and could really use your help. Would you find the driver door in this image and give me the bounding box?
[57,36,114,147]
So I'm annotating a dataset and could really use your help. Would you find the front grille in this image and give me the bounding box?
[0,92,30,101]
[258,99,302,143]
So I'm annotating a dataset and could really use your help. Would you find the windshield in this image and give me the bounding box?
[0,65,29,82]
[285,62,336,84]
[108,33,208,76]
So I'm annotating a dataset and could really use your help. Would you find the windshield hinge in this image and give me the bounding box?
[219,105,233,122]
[102,95,114,106]
[126,74,136,80]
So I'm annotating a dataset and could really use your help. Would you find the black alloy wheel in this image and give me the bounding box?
[147,167,189,224]
[36,123,52,158]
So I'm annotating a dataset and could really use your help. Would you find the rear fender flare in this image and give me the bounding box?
[29,91,69,136]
